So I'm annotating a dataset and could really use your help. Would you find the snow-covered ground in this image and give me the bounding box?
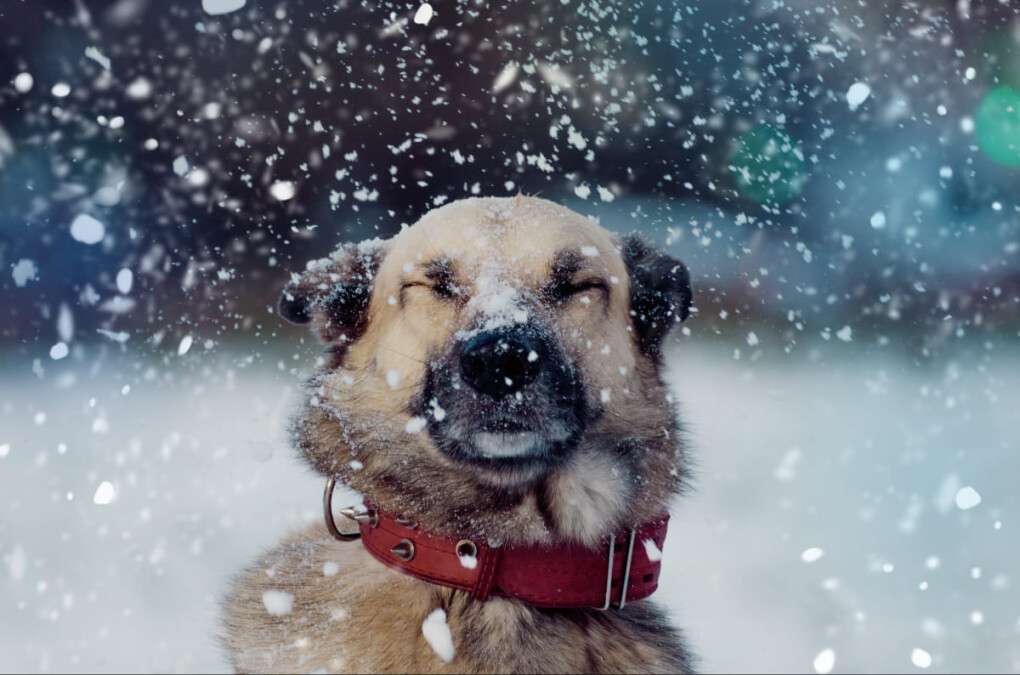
[1,339,1017,673]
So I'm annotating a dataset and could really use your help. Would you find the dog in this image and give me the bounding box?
[222,196,695,673]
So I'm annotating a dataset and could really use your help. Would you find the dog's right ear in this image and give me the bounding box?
[620,234,693,357]
[279,241,387,344]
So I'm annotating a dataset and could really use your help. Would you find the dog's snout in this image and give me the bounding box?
[460,329,543,398]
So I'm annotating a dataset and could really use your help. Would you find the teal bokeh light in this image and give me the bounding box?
[976,29,1020,89]
[730,124,808,205]
[976,85,1020,168]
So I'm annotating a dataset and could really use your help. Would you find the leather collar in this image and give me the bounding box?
[325,481,669,609]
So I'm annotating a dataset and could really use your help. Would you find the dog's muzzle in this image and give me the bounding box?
[422,321,587,471]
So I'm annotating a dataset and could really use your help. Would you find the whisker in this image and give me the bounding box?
[377,343,429,366]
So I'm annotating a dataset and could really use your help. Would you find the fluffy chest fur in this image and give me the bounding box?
[223,526,693,674]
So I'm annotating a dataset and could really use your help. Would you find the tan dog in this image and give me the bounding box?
[222,196,695,673]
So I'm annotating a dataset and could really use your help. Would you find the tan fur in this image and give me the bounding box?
[224,527,688,674]
[223,196,694,673]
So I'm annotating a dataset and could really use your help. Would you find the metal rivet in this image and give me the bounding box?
[323,479,361,542]
[391,539,415,561]
[340,507,378,528]
[395,515,418,530]
[456,539,478,560]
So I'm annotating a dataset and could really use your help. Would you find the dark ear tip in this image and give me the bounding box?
[620,232,649,260]
[678,301,692,322]
[279,290,311,325]
[622,232,694,352]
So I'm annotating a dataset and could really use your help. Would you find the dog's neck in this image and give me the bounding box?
[354,449,671,549]
[326,490,671,610]
[298,399,683,549]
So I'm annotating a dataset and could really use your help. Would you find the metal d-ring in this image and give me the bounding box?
[322,476,362,542]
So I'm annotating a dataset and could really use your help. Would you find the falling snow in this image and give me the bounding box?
[813,648,836,674]
[49,342,69,360]
[92,481,116,505]
[955,486,982,511]
[1,1,1018,671]
[261,590,294,616]
[643,538,663,562]
[846,82,872,110]
[202,0,246,16]
[69,214,106,245]
[413,3,434,26]
[457,550,478,570]
[172,156,190,177]
[911,648,933,669]
[405,417,427,434]
[13,72,33,93]
[11,259,38,287]
[116,269,134,295]
[84,46,111,71]
[422,609,455,663]
[269,180,297,202]
[801,547,825,563]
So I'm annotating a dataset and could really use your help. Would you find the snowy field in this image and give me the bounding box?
[1,338,1018,673]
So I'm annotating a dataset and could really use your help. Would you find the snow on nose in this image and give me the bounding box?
[463,266,530,334]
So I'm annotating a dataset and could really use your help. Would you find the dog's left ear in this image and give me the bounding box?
[620,234,693,356]
[278,241,387,344]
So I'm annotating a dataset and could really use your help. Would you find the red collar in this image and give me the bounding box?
[324,480,669,609]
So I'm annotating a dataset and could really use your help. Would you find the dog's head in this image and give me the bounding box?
[283,197,692,545]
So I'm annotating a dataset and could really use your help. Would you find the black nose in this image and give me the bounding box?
[459,328,543,398]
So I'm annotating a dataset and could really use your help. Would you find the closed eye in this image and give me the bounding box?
[400,281,457,300]
[549,278,609,303]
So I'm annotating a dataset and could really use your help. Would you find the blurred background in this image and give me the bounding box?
[1,0,1018,672]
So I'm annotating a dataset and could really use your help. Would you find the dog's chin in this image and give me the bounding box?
[432,431,577,488]
[471,431,548,459]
